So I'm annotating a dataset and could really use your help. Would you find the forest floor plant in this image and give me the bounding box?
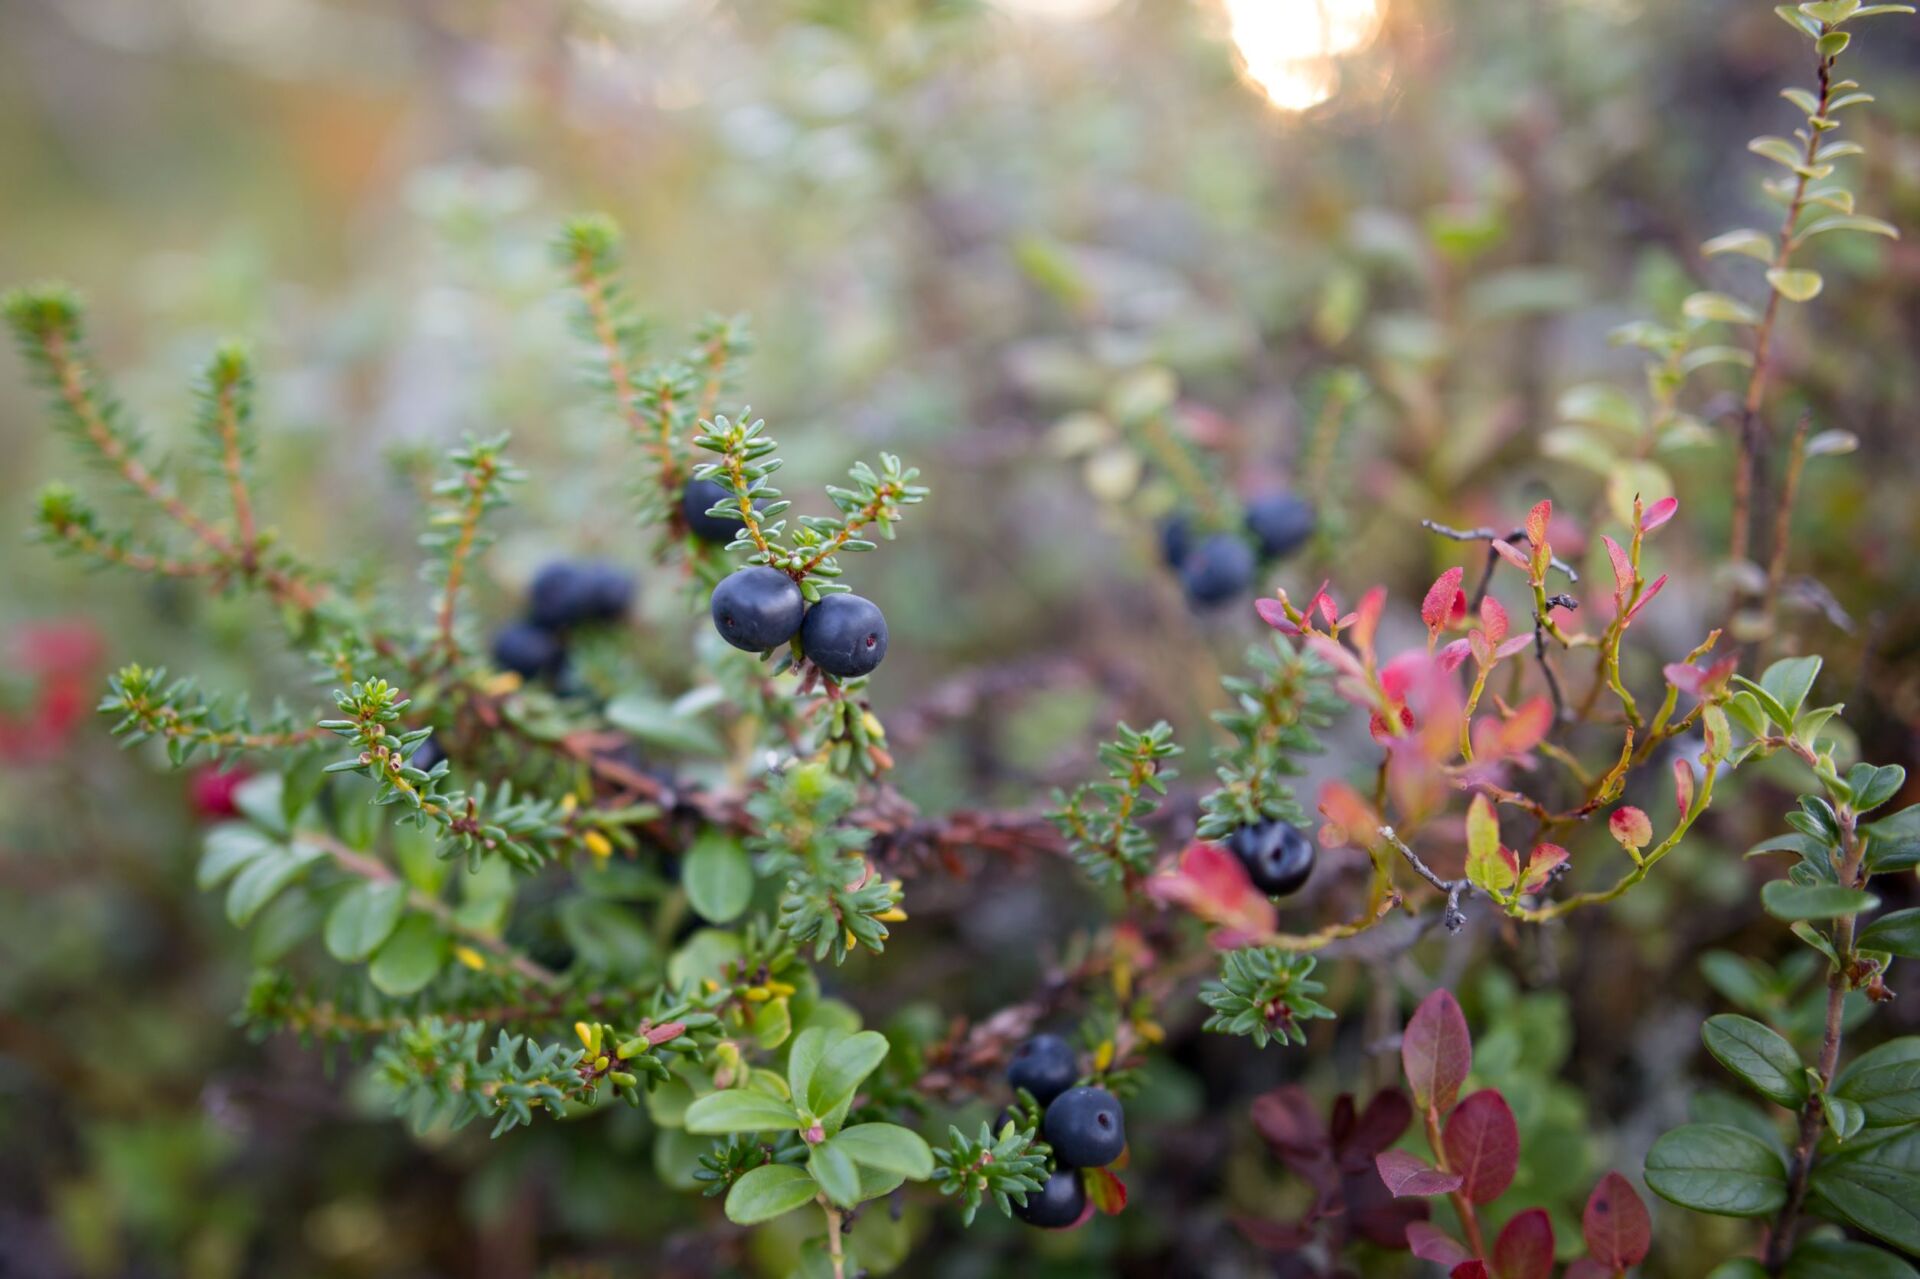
[5,3,1917,1275]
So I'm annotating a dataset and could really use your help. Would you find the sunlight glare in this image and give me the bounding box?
[1224,0,1386,112]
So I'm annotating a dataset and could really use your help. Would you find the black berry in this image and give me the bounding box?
[491,621,564,681]
[1042,1085,1126,1169]
[682,478,747,545]
[1179,532,1255,608]
[1012,1168,1087,1230]
[710,566,805,652]
[1244,492,1316,561]
[1008,1034,1079,1107]
[408,735,445,772]
[528,560,634,630]
[799,593,888,679]
[1226,819,1316,897]
[1158,513,1192,570]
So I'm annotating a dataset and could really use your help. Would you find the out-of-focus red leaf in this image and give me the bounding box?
[1350,586,1388,657]
[1641,495,1679,531]
[1402,988,1472,1115]
[1601,534,1633,603]
[1526,500,1552,548]
[1375,1149,1464,1197]
[1626,573,1668,621]
[1424,567,1466,641]
[1318,781,1380,849]
[1255,596,1298,633]
[1439,639,1473,672]
[1407,1222,1475,1266]
[1146,842,1276,946]
[1085,1166,1127,1216]
[1251,1085,1327,1158]
[1673,758,1696,816]
[1520,843,1568,893]
[1232,1216,1316,1252]
[1338,1089,1415,1163]
[1493,538,1532,572]
[1492,1208,1556,1279]
[1583,1172,1651,1268]
[1452,1263,1491,1279]
[1442,1090,1519,1204]
[1480,595,1510,647]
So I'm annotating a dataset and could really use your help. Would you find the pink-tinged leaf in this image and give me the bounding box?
[1306,634,1368,683]
[1494,634,1532,660]
[1350,586,1388,656]
[1424,568,1466,639]
[1492,538,1533,571]
[1480,595,1510,647]
[1317,781,1380,850]
[1640,496,1679,532]
[1491,696,1554,758]
[1563,1262,1612,1279]
[1583,1172,1651,1268]
[1442,1090,1520,1204]
[1146,843,1276,946]
[1663,655,1736,702]
[1438,639,1473,672]
[1452,1263,1490,1279]
[1608,806,1652,854]
[1379,650,1432,706]
[1673,758,1696,816]
[1492,1208,1556,1279]
[1520,843,1568,894]
[1601,534,1633,603]
[1402,989,1472,1115]
[1407,1222,1475,1266]
[1254,596,1299,633]
[646,1021,687,1045]
[1625,573,1669,622]
[1375,1149,1465,1198]
[1250,1085,1326,1156]
[1085,1165,1127,1216]
[1526,500,1552,547]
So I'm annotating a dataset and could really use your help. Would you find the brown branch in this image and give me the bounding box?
[212,374,258,558]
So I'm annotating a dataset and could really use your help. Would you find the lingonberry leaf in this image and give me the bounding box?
[1583,1171,1652,1266]
[1375,1149,1465,1197]
[1442,1089,1520,1204]
[1402,988,1472,1115]
[1491,1207,1555,1279]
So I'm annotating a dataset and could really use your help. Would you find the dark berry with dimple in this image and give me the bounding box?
[492,622,564,681]
[1012,1168,1087,1229]
[1158,513,1192,570]
[1226,819,1316,897]
[682,478,747,544]
[1008,1034,1079,1107]
[1179,532,1256,607]
[710,567,805,652]
[1042,1085,1126,1169]
[1244,492,1316,561]
[799,593,888,679]
[528,560,634,630]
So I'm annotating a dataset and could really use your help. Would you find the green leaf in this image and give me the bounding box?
[1858,909,1920,958]
[1833,1039,1920,1127]
[682,831,754,925]
[1811,1124,1920,1253]
[1763,657,1824,720]
[724,1163,818,1225]
[1704,1015,1808,1107]
[1703,229,1777,262]
[809,1139,862,1208]
[1762,881,1878,921]
[323,880,407,963]
[1798,214,1900,243]
[1732,677,1795,730]
[1864,805,1920,872]
[197,823,276,889]
[684,1089,804,1135]
[1767,269,1825,302]
[366,913,446,996]
[1556,383,1644,436]
[786,1027,831,1111]
[1846,763,1906,812]
[1645,1124,1789,1217]
[806,1030,890,1121]
[1684,291,1761,326]
[226,842,324,927]
[1798,0,1859,23]
[1822,1094,1866,1143]
[605,692,724,756]
[832,1123,934,1179]
[1816,29,1852,55]
[1785,1238,1919,1279]
[558,897,656,975]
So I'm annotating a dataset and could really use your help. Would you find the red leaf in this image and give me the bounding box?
[1492,538,1532,572]
[1640,496,1679,531]
[1673,758,1696,816]
[1526,500,1552,548]
[1145,842,1277,946]
[1625,573,1668,622]
[1492,1207,1556,1279]
[1520,843,1568,894]
[1564,1262,1613,1279]
[1375,1150,1465,1197]
[1251,1085,1326,1157]
[1254,596,1298,633]
[1085,1165,1127,1216]
[1401,989,1472,1115]
[1494,634,1532,660]
[1407,1222,1475,1266]
[1351,586,1387,656]
[1583,1171,1651,1268]
[1601,534,1633,603]
[1317,780,1380,850]
[1424,567,1466,639]
[1442,1090,1520,1204]
[1480,595,1510,647]
[1232,1216,1315,1251]
[1608,807,1652,854]
[1452,1264,1490,1279]
[1439,638,1473,672]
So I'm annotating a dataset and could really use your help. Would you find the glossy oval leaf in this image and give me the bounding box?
[367,913,447,997]
[323,880,407,963]
[1704,1015,1808,1107]
[1403,989,1472,1115]
[684,1088,803,1135]
[1442,1089,1520,1204]
[682,831,754,924]
[724,1163,817,1226]
[1645,1123,1787,1217]
[831,1123,933,1180]
[1761,881,1879,921]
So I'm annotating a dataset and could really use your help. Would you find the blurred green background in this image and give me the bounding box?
[3,0,1919,1275]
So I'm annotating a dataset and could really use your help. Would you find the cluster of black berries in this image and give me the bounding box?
[1159,491,1315,609]
[1002,1034,1127,1230]
[709,569,889,680]
[1224,817,1317,897]
[491,560,634,683]
[681,477,750,545]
